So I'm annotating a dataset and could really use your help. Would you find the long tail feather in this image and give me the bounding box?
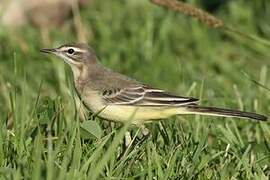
[185,105,267,121]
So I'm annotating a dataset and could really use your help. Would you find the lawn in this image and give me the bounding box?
[0,0,269,179]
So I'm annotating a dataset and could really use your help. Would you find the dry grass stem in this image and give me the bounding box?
[150,0,224,28]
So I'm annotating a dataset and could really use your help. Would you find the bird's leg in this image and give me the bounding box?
[134,125,150,145]
[141,125,150,137]
[118,127,147,161]
[124,125,150,148]
[117,130,138,161]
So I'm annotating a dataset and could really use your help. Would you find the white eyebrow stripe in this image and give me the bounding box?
[61,47,87,53]
[72,47,87,53]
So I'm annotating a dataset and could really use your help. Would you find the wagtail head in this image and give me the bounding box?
[40,43,97,66]
[41,43,98,80]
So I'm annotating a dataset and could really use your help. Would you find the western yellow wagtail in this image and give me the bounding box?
[40,43,267,124]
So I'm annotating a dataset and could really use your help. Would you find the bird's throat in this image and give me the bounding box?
[71,64,89,84]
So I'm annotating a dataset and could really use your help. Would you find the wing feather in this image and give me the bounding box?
[102,85,198,106]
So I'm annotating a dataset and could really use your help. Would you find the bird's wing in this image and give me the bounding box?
[101,85,198,106]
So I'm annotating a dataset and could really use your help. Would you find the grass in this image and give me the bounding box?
[0,0,269,179]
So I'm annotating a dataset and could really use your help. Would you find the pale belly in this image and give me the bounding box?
[81,91,184,125]
[96,105,180,124]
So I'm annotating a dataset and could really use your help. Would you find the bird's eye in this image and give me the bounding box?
[67,48,75,54]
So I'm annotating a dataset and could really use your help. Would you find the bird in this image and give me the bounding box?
[40,43,267,125]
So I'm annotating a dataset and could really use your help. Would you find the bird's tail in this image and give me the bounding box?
[182,105,267,121]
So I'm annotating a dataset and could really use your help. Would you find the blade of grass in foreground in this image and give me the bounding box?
[90,121,133,180]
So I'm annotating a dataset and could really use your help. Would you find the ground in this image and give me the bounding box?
[0,0,269,179]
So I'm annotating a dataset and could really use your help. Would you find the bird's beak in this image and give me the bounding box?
[40,48,57,54]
